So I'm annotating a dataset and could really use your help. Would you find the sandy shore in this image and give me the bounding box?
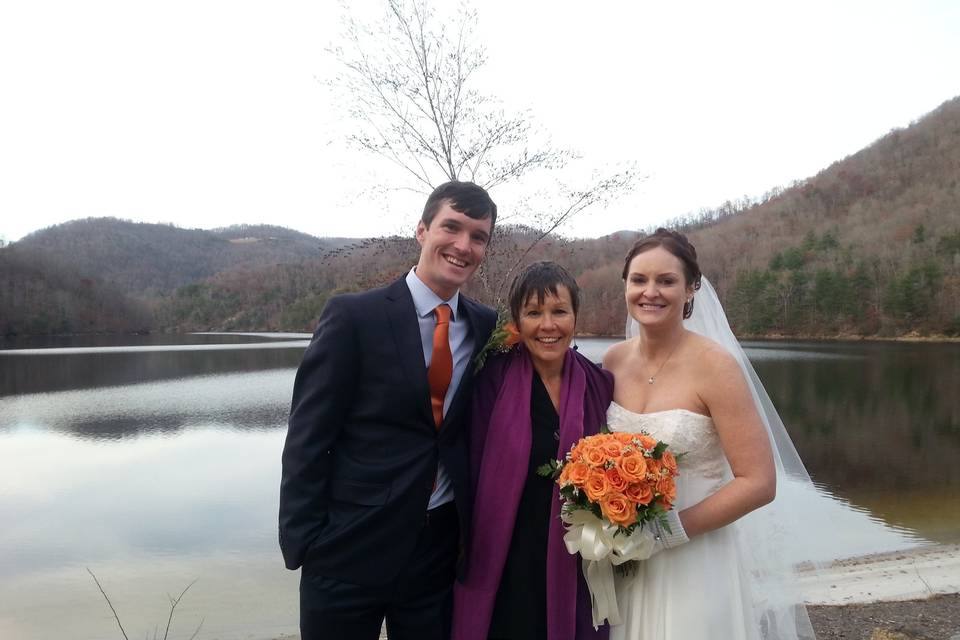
[798,544,960,605]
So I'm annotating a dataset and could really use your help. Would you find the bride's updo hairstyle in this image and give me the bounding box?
[622,228,703,319]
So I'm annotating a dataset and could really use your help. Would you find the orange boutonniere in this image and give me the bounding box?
[473,311,520,372]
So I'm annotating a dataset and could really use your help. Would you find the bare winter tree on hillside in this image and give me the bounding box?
[330,0,637,303]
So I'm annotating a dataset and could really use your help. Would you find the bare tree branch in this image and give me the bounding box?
[87,568,130,640]
[187,618,205,640]
[330,0,568,188]
[162,578,198,640]
[86,569,201,640]
[329,0,641,299]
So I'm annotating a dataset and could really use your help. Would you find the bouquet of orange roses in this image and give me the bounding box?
[540,430,679,531]
[538,430,681,626]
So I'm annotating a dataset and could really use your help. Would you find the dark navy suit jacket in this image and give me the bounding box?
[279,277,497,587]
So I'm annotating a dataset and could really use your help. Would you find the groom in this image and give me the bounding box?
[280,181,498,640]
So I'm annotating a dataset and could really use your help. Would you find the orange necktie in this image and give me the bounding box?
[427,304,453,429]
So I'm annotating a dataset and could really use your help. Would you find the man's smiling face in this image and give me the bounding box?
[414,201,492,299]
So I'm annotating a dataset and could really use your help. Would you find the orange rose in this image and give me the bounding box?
[637,434,658,451]
[613,432,634,445]
[562,461,590,488]
[656,476,677,504]
[583,470,610,502]
[617,451,647,483]
[600,492,637,527]
[660,451,679,476]
[503,322,521,347]
[624,481,654,505]
[601,439,623,458]
[604,466,629,493]
[645,458,662,480]
[582,445,606,468]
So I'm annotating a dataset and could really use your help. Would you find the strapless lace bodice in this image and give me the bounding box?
[606,403,731,483]
[606,403,810,640]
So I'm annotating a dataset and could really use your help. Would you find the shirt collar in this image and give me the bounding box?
[405,267,461,320]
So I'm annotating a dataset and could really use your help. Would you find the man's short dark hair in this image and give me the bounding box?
[421,181,497,230]
[508,261,581,324]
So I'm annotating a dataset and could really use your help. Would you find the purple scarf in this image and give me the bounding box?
[452,345,613,640]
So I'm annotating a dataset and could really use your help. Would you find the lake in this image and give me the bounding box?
[0,335,957,639]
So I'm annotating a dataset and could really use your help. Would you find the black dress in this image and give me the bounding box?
[487,372,560,640]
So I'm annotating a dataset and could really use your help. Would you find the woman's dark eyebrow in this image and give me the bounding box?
[628,271,681,278]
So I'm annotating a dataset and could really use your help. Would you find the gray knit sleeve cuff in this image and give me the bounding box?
[654,509,689,548]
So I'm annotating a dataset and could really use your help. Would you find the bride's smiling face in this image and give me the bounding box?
[624,247,694,328]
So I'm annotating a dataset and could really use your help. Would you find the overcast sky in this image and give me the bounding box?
[1,0,958,243]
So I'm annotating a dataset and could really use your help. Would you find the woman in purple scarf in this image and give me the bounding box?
[451,262,613,640]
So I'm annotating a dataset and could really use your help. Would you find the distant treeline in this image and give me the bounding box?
[724,228,959,336]
[0,243,153,335]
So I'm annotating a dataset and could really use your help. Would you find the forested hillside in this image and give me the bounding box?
[11,219,349,294]
[0,220,351,335]
[688,96,960,336]
[0,245,152,335]
[2,97,958,338]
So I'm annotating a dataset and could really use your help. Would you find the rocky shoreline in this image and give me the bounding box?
[809,594,960,639]
[802,545,960,639]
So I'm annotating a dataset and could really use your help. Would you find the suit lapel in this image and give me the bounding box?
[384,278,434,427]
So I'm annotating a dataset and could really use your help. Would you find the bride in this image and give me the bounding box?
[602,229,815,639]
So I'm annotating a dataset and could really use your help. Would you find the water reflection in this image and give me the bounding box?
[0,331,303,350]
[0,429,284,576]
[0,369,295,438]
[0,341,308,355]
[0,342,306,397]
[754,342,960,496]
[0,428,297,640]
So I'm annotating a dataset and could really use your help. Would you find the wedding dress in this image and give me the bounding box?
[610,277,816,639]
[607,405,811,639]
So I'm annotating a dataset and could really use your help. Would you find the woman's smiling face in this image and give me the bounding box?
[517,285,576,370]
[624,246,693,329]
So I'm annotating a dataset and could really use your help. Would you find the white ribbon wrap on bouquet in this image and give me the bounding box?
[561,509,657,628]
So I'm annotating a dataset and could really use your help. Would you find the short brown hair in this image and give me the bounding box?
[421,181,497,230]
[508,261,580,325]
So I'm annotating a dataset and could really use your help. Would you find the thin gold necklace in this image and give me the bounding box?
[642,336,683,385]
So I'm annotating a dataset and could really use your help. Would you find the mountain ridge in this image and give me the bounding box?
[3,96,958,337]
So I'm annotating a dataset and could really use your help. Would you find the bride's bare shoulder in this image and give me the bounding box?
[602,337,637,370]
[685,332,740,374]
